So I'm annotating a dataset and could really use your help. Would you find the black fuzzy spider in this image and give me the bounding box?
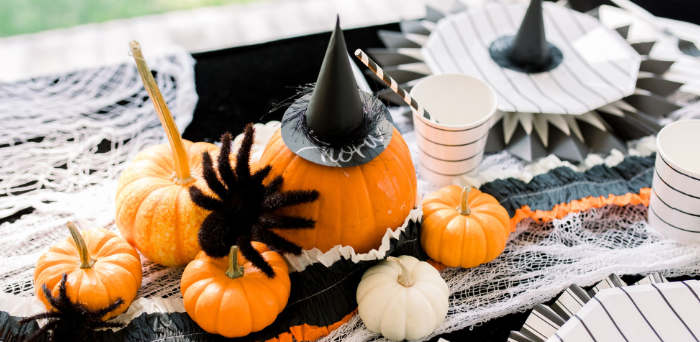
[19,274,123,342]
[189,123,319,277]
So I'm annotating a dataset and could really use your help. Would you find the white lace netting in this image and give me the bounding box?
[0,48,198,304]
[322,205,700,342]
[2,49,700,342]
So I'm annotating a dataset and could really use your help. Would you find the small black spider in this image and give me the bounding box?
[19,273,123,342]
[189,123,319,277]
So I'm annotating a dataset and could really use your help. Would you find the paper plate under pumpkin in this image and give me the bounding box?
[115,41,218,266]
[421,185,512,268]
[33,222,142,320]
[357,255,449,341]
[258,18,417,253]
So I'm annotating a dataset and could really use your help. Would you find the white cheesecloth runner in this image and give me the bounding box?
[2,10,700,342]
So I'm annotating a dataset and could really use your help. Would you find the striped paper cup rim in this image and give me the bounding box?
[656,119,700,180]
[410,73,498,130]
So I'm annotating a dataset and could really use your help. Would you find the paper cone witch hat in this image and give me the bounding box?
[305,17,365,143]
[280,17,393,167]
[489,0,562,73]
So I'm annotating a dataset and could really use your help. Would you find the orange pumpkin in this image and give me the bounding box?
[115,41,218,266]
[257,127,417,253]
[180,242,290,338]
[34,222,142,320]
[421,185,511,268]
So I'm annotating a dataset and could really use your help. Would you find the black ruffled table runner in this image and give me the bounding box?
[3,2,700,340]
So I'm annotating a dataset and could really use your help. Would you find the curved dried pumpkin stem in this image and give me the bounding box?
[130,41,192,185]
[66,222,94,269]
[459,186,471,216]
[387,256,414,287]
[225,245,245,279]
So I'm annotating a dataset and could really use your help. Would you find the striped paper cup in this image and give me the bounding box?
[410,74,497,185]
[648,120,700,243]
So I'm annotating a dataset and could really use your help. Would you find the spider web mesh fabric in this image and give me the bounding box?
[2,51,700,342]
[322,205,700,342]
[0,49,198,302]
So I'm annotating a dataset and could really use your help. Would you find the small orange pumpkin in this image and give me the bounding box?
[258,128,417,253]
[180,242,290,338]
[115,41,218,266]
[421,185,511,268]
[34,222,142,320]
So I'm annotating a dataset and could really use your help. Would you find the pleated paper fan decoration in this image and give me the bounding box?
[424,1,640,115]
[507,273,700,342]
[367,1,696,162]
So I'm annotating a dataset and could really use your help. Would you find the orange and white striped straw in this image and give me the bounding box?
[354,49,433,121]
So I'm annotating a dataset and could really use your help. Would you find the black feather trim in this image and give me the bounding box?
[286,91,387,148]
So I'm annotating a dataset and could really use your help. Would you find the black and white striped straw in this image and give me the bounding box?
[354,49,433,121]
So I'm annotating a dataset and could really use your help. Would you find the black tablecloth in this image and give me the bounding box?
[179,2,700,340]
[184,21,529,342]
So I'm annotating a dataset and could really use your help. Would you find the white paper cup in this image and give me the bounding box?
[410,74,497,184]
[648,119,700,243]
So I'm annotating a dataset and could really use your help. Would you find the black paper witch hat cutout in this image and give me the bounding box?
[305,17,365,143]
[489,0,563,73]
[281,17,393,168]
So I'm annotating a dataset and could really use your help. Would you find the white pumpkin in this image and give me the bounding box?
[356,255,449,341]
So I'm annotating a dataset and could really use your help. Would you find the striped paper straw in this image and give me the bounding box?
[354,49,433,121]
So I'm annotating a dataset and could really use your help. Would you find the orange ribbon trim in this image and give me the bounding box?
[509,188,651,231]
[266,310,357,342]
[265,190,651,341]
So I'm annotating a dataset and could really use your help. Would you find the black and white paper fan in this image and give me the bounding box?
[367,1,696,162]
[424,1,640,115]
[508,273,670,342]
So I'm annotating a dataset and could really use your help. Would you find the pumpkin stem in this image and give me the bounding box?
[129,41,193,185]
[66,222,94,269]
[459,186,471,216]
[387,256,414,287]
[225,245,245,279]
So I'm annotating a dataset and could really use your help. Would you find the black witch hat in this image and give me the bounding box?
[280,17,393,167]
[489,0,563,73]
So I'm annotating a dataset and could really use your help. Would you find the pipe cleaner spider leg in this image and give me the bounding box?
[254,228,304,255]
[216,133,238,190]
[258,214,315,229]
[188,186,223,211]
[235,125,255,182]
[264,176,284,196]
[262,190,319,210]
[19,274,124,342]
[189,123,320,278]
[237,236,275,277]
[201,152,228,199]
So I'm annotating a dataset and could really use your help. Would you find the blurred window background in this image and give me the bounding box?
[0,0,253,37]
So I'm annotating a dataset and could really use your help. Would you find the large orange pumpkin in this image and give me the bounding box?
[421,185,511,268]
[180,242,290,338]
[115,41,218,266]
[34,222,142,320]
[258,127,417,253]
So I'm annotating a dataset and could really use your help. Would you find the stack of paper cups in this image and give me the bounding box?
[648,120,700,243]
[410,74,497,186]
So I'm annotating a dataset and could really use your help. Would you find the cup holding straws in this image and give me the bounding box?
[354,50,497,186]
[409,74,497,186]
